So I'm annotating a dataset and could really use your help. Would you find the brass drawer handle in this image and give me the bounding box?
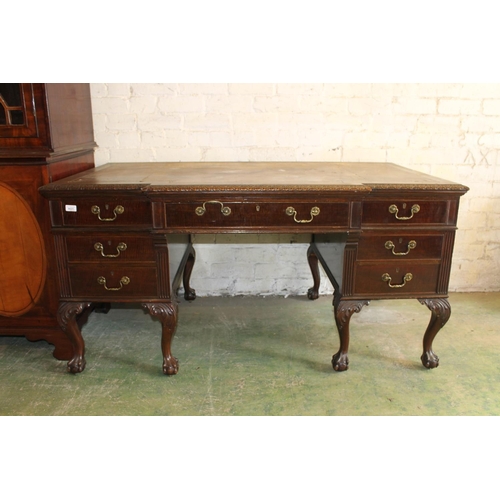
[286,206,320,224]
[97,276,130,291]
[94,242,127,258]
[388,204,420,220]
[195,201,232,216]
[382,272,413,288]
[384,240,417,256]
[91,205,125,221]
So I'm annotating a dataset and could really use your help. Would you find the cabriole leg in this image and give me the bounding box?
[183,246,196,301]
[332,295,369,372]
[418,298,451,369]
[307,244,320,300]
[57,301,92,374]
[142,302,179,375]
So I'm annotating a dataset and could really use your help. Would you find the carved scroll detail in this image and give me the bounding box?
[335,300,369,331]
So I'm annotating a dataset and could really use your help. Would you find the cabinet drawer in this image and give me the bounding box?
[361,200,449,225]
[60,199,152,227]
[353,262,440,296]
[165,201,350,230]
[68,265,158,298]
[356,233,444,261]
[65,235,155,263]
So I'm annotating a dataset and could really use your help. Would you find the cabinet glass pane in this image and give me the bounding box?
[0,84,25,126]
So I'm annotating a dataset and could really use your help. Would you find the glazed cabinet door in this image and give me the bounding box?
[0,84,38,138]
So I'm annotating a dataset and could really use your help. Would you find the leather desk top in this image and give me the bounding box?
[41,162,469,194]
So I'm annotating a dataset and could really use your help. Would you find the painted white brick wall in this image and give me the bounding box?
[89,83,500,295]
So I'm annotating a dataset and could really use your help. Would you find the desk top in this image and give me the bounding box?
[42,162,469,194]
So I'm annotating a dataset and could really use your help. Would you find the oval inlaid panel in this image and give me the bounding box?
[0,183,46,316]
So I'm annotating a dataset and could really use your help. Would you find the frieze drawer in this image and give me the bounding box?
[361,200,450,226]
[165,201,351,230]
[68,265,158,299]
[356,233,444,261]
[352,261,440,296]
[57,199,153,227]
[65,235,156,263]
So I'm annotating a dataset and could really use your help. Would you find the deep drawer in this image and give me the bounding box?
[68,265,158,298]
[60,199,152,227]
[356,233,444,261]
[353,261,440,296]
[165,201,350,230]
[65,235,156,263]
[361,200,449,225]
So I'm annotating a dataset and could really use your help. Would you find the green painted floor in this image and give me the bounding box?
[1,292,499,416]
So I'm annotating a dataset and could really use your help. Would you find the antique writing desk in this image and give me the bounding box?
[39,162,468,375]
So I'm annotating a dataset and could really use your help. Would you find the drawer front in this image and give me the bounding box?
[356,233,444,261]
[353,262,440,296]
[362,200,449,225]
[68,265,158,298]
[60,199,152,227]
[165,201,350,230]
[65,235,155,263]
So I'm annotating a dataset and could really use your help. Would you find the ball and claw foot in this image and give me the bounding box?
[163,355,179,375]
[332,351,349,372]
[184,288,196,301]
[67,355,86,374]
[307,287,319,300]
[421,350,439,369]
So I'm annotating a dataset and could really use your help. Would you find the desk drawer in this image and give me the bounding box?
[356,233,444,261]
[68,265,158,299]
[165,201,350,230]
[65,235,155,263]
[362,200,449,226]
[353,262,440,296]
[60,199,152,227]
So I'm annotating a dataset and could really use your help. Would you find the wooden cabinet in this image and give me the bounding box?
[0,83,96,359]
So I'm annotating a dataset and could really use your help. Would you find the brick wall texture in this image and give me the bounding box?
[90,83,500,295]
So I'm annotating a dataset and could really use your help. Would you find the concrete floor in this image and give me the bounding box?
[1,292,500,416]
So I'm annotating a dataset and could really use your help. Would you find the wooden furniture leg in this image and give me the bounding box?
[142,302,179,375]
[307,244,320,300]
[418,298,451,369]
[183,245,197,301]
[57,301,92,373]
[332,294,369,371]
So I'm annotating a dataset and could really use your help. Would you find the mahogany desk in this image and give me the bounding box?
[39,162,469,375]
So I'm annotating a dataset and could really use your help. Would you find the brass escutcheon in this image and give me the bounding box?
[286,206,320,224]
[195,201,232,216]
[381,272,413,288]
[384,240,417,256]
[94,242,127,258]
[97,275,130,291]
[91,204,125,222]
[388,204,420,220]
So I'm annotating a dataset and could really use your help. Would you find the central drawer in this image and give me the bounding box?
[164,201,351,230]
